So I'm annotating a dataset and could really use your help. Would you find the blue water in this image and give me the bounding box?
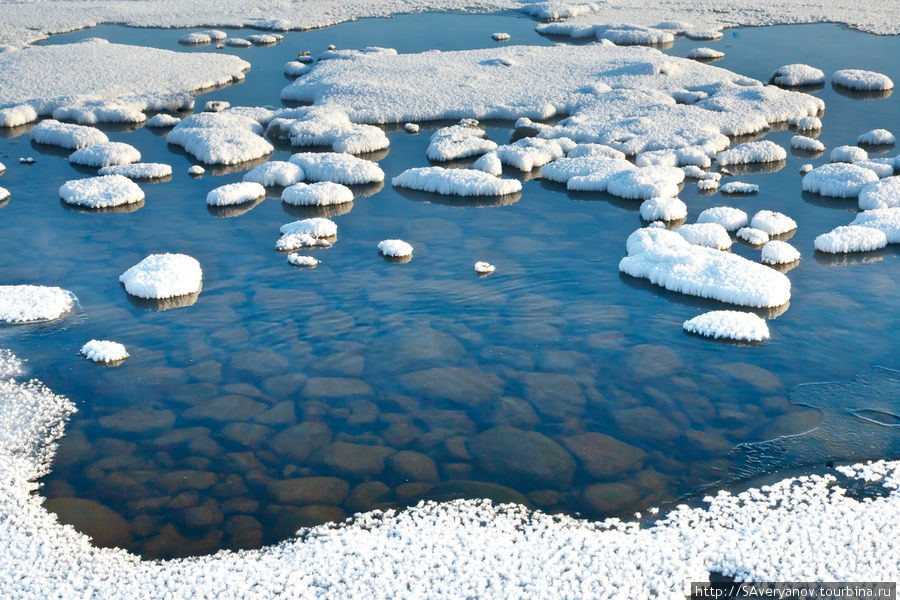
[0,14,897,558]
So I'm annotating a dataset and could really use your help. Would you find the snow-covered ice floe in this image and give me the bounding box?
[790,135,825,153]
[853,159,895,179]
[282,181,353,206]
[80,340,128,364]
[761,240,801,265]
[675,222,732,250]
[206,182,266,207]
[850,208,900,243]
[717,140,786,166]
[68,141,141,168]
[145,113,181,128]
[858,177,900,210]
[0,39,248,127]
[287,254,319,267]
[119,253,202,299]
[858,129,895,146]
[284,60,313,77]
[98,162,172,180]
[736,227,770,246]
[492,32,511,42]
[541,156,634,185]
[204,100,230,113]
[404,123,419,134]
[270,106,389,154]
[831,69,894,91]
[802,163,880,198]
[225,38,252,48]
[602,165,684,200]
[698,206,748,231]
[814,225,888,254]
[697,179,718,192]
[378,239,413,257]
[427,122,497,161]
[167,112,273,165]
[619,227,791,307]
[537,22,676,45]
[720,181,758,194]
[799,164,813,175]
[830,145,867,163]
[393,167,522,196]
[0,285,76,323]
[29,119,107,149]
[59,174,144,209]
[188,165,205,176]
[639,197,686,222]
[750,210,796,236]
[683,310,770,342]
[770,64,825,87]
[0,349,23,378]
[280,218,338,239]
[474,261,495,274]
[289,152,384,185]
[686,48,724,60]
[243,161,304,187]
[493,137,572,171]
[247,33,283,45]
[0,187,9,205]
[791,116,822,131]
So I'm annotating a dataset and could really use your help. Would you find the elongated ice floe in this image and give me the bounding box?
[640,197,686,222]
[243,161,305,187]
[636,147,711,168]
[858,129,895,146]
[287,254,319,267]
[830,145,867,163]
[771,64,825,87]
[717,140,786,166]
[850,208,900,243]
[814,225,887,253]
[68,141,141,167]
[858,177,900,210]
[676,222,732,250]
[567,144,626,160]
[289,152,384,184]
[492,32,511,42]
[853,159,894,178]
[119,253,202,299]
[791,116,822,131]
[802,163,880,198]
[59,174,144,209]
[832,69,894,91]
[687,48,724,60]
[427,123,497,161]
[378,239,413,257]
[145,113,181,128]
[0,285,76,323]
[683,310,770,342]
[620,227,790,307]
[167,112,273,165]
[494,137,571,171]
[750,210,796,236]
[790,135,825,152]
[698,206,748,231]
[542,156,634,185]
[80,340,128,364]
[474,261,495,274]
[392,167,522,196]
[98,163,172,180]
[29,119,108,149]
[225,38,252,48]
[206,182,265,207]
[188,165,205,176]
[681,165,719,180]
[276,107,390,154]
[280,217,338,239]
[605,165,684,200]
[720,181,758,194]
[0,187,8,204]
[736,227,769,245]
[282,181,353,206]
[761,240,801,265]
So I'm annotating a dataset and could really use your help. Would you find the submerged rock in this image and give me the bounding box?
[44,497,131,548]
[561,433,647,479]
[468,426,576,490]
[266,476,349,505]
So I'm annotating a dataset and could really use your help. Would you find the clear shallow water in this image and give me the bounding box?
[0,15,897,558]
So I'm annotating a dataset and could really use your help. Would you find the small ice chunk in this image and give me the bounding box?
[289,152,384,184]
[543,156,634,185]
[492,32,511,42]
[736,227,770,245]
[790,116,822,131]
[761,240,801,265]
[0,285,76,323]
[59,174,144,209]
[683,310,769,342]
[19,157,35,164]
[427,123,497,161]
[605,166,684,200]
[640,197,687,222]
[206,182,265,206]
[698,206,748,231]
[378,239,413,257]
[832,69,894,91]
[404,123,419,134]
[676,222,732,250]
[0,162,5,174]
[685,29,723,41]
[226,38,252,48]
[771,64,825,86]
[243,161,304,187]
[687,48,724,60]
[275,233,332,251]
[791,135,825,152]
[146,114,181,128]
[98,163,172,180]
[802,163,880,197]
[720,181,759,194]
[0,187,9,204]
[567,144,626,160]
[280,217,337,238]
[494,137,571,171]
[697,179,719,191]
[850,208,900,242]
[179,32,212,45]
[188,165,206,176]
[284,61,313,77]
[287,254,319,267]
[80,340,128,363]
[392,167,521,196]
[248,34,281,45]
[814,225,887,253]
[859,177,900,210]
[119,253,203,299]
[282,181,353,206]
[799,163,813,174]
[474,152,503,176]
[475,261,496,274]
[858,129,895,146]
[69,141,140,167]
[204,100,230,112]
[717,140,786,166]
[830,145,868,163]
[750,210,797,236]
[30,119,108,149]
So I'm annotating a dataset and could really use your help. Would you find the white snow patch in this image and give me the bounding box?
[378,239,413,257]
[243,161,305,187]
[280,218,338,238]
[392,167,522,196]
[98,162,172,180]
[0,187,8,204]
[676,222,732,250]
[276,107,390,154]
[761,240,801,265]
[640,197,687,222]
[282,181,353,206]
[814,225,887,253]
[206,182,265,206]
[832,69,894,91]
[850,208,900,243]
[683,310,769,342]
[29,119,107,150]
[0,349,23,378]
[59,174,144,209]
[80,340,128,363]
[750,210,797,236]
[119,253,202,299]
[791,135,825,152]
[858,129,895,146]
[287,254,320,267]
[698,206,748,231]
[247,33,282,45]
[167,113,273,165]
[474,261,496,274]
[859,177,900,210]
[717,140,786,166]
[289,152,384,185]
[720,181,759,194]
[68,141,140,167]
[0,285,76,323]
[802,163,880,198]
[494,137,571,171]
[830,145,868,163]
[285,60,313,77]
[225,38,252,48]
[736,227,770,245]
[771,64,825,86]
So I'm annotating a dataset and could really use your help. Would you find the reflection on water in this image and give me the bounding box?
[0,16,895,559]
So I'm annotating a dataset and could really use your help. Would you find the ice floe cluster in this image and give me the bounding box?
[393,167,522,197]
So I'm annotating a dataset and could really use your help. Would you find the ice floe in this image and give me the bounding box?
[814,225,887,253]
[697,179,718,192]
[289,152,384,185]
[686,48,724,60]
[491,32,510,42]
[188,165,205,176]
[247,33,282,45]
[736,227,770,245]
[243,161,305,187]
[474,261,496,274]
[830,145,868,163]
[0,285,76,323]
[717,140,786,166]
[832,69,894,91]
[285,60,313,77]
[636,147,711,168]
[853,159,894,178]
[639,197,687,222]
[850,208,900,242]
[858,129,895,146]
[29,119,107,149]
[404,123,419,134]
[167,113,273,165]
[80,340,128,364]
[604,165,684,200]
[225,38,252,48]
[771,64,825,87]
[541,156,634,185]
[698,206,748,231]
[493,137,572,171]
[790,135,825,153]
[68,141,141,167]
[280,217,338,239]
[473,152,503,176]
[791,116,822,131]
[427,123,497,161]
[567,144,625,160]
[59,174,144,209]
[287,254,319,267]
[0,187,8,205]
[145,113,181,128]
[750,210,797,236]
[675,222,732,250]
[537,22,676,45]
[206,182,266,207]
[97,163,170,181]
[378,239,413,257]
[282,181,353,206]
[683,310,769,342]
[720,181,758,194]
[802,163,880,198]
[393,167,522,196]
[204,100,230,113]
[761,240,801,265]
[273,107,390,154]
[799,163,813,174]
[119,253,202,299]
[858,177,900,210]
[619,227,790,307]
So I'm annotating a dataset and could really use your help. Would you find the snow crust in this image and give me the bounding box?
[119,253,202,299]
[790,135,824,153]
[289,152,384,185]
[29,119,107,149]
[98,163,172,180]
[683,310,769,342]
[675,222,732,250]
[68,142,140,167]
[720,181,758,194]
[80,340,128,363]
[0,286,76,323]
[698,206,747,231]
[750,210,797,236]
[639,197,686,222]
[206,182,266,207]
[59,174,144,209]
[802,163,880,198]
[717,140,786,166]
[832,69,894,91]
[378,239,413,257]
[858,177,900,210]
[814,226,888,253]
[858,129,895,146]
[761,240,801,265]
[243,161,305,187]
[392,167,522,196]
[771,64,824,86]
[282,182,354,206]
